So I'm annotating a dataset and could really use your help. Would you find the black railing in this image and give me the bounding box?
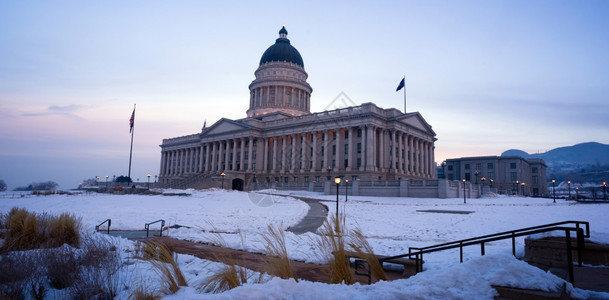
[145,219,165,238]
[95,219,111,234]
[362,221,589,285]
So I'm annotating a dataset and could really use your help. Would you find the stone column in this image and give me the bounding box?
[335,128,341,171]
[218,141,225,172]
[311,132,318,171]
[263,138,268,172]
[291,134,297,173]
[347,127,354,171]
[281,136,287,173]
[272,137,278,172]
[248,138,254,171]
[365,126,373,171]
[322,131,329,172]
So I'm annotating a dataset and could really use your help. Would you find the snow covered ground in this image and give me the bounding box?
[1,189,608,299]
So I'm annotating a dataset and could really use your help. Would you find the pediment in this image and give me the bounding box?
[398,112,436,136]
[202,118,250,136]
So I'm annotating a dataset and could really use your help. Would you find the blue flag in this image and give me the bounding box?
[396,78,405,92]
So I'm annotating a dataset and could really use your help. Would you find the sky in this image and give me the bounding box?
[1,1,608,189]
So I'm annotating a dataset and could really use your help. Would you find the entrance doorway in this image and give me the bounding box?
[232,178,244,191]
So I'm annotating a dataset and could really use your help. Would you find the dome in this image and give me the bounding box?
[259,26,304,67]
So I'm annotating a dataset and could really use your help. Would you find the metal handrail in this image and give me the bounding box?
[361,221,589,285]
[145,219,165,238]
[95,219,111,234]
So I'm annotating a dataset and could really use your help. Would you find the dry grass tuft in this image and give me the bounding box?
[347,228,387,283]
[201,261,250,293]
[199,224,260,293]
[316,213,354,284]
[139,241,187,294]
[130,284,161,300]
[2,207,81,251]
[261,224,296,281]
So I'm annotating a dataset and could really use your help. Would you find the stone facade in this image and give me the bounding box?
[158,27,437,190]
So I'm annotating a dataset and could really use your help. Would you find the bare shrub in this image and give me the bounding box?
[130,284,161,300]
[46,245,79,289]
[71,235,122,299]
[261,224,296,280]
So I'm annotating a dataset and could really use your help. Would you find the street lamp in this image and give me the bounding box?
[105,175,109,189]
[96,176,100,186]
[575,186,579,201]
[462,178,466,204]
[345,179,349,202]
[334,177,341,223]
[552,179,556,203]
[515,180,519,195]
[480,177,486,195]
[147,174,151,189]
[221,172,226,189]
[490,179,494,188]
[521,182,525,197]
[567,181,571,200]
[155,175,157,183]
[474,170,479,184]
[603,182,607,200]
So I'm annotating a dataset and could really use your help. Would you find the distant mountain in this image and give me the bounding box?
[501,142,609,182]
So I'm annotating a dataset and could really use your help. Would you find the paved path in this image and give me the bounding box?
[284,195,329,234]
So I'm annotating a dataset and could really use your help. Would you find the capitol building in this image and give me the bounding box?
[158,27,438,193]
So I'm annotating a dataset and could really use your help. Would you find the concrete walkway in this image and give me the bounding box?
[286,196,329,234]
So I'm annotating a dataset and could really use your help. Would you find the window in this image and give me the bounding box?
[252,150,257,159]
[487,163,494,169]
[357,143,361,154]
[475,163,481,170]
[344,144,349,154]
[304,176,309,183]
[315,176,320,183]
[245,152,249,160]
[532,167,538,173]
[465,164,470,170]
[345,131,348,138]
[510,172,517,181]
[321,146,324,156]
[465,173,471,181]
[344,159,348,168]
[357,158,361,168]
[448,165,453,171]
[510,163,517,169]
[357,129,362,137]
[332,145,336,155]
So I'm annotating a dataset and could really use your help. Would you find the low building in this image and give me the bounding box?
[443,156,548,197]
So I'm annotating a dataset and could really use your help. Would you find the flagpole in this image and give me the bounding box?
[403,76,406,113]
[128,104,135,185]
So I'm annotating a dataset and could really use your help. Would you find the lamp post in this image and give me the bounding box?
[515,180,519,195]
[105,175,109,189]
[474,170,479,184]
[462,178,466,204]
[567,180,571,200]
[221,172,225,189]
[490,179,494,188]
[155,175,157,183]
[575,186,579,201]
[552,179,556,203]
[521,182,525,197]
[96,176,100,186]
[147,174,151,189]
[345,179,349,202]
[603,182,607,200]
[334,176,341,222]
[480,177,486,195]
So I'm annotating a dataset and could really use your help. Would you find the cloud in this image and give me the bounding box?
[21,104,85,119]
